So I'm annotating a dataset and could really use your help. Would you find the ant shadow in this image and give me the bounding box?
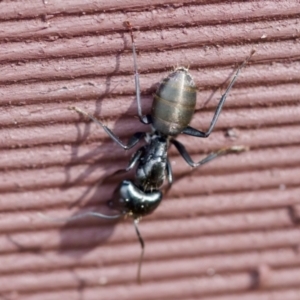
[56,34,157,260]
[56,97,145,258]
[55,42,237,260]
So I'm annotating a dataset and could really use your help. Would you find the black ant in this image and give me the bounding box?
[48,22,254,283]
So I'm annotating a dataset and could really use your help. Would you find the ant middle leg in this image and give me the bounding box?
[104,147,145,182]
[70,106,145,150]
[171,138,248,168]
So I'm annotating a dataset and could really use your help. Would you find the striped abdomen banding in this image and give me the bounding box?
[151,68,197,136]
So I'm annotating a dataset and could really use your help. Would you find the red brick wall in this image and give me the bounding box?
[0,1,300,299]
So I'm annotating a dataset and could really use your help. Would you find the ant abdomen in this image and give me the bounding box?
[152,67,197,136]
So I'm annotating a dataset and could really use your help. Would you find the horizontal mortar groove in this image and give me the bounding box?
[0,184,298,214]
[0,16,299,62]
[0,247,299,288]
[1,98,300,130]
[0,40,300,84]
[0,0,298,23]
[0,81,300,118]
[0,120,299,150]
[0,206,295,237]
[0,2,300,47]
[5,267,300,300]
[0,135,300,170]
[1,226,300,260]
[0,152,300,192]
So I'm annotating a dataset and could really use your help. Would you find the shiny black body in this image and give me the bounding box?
[109,133,169,218]
[135,134,169,190]
[112,180,162,219]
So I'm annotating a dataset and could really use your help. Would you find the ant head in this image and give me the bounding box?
[109,180,162,219]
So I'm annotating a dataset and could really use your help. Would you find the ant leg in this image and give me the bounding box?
[106,147,145,180]
[125,21,152,125]
[70,106,145,150]
[133,218,145,284]
[38,210,122,223]
[182,50,255,138]
[171,139,248,168]
[103,147,147,194]
[123,147,144,171]
[164,159,173,194]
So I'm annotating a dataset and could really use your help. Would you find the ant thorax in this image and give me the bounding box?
[136,132,169,191]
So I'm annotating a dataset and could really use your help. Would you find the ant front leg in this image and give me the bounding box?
[171,139,248,168]
[182,50,255,138]
[70,106,145,150]
[125,21,152,125]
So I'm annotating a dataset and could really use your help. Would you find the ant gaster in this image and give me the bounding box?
[66,23,254,282]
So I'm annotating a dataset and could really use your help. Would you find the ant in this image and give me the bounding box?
[51,22,254,283]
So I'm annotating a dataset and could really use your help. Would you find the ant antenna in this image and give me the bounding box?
[240,49,256,69]
[123,21,138,79]
[133,218,145,284]
[39,211,122,222]
[124,21,134,45]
